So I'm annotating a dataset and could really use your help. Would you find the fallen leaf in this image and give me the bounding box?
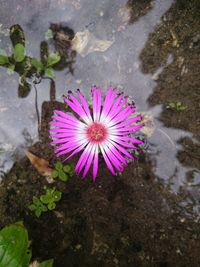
[26,151,53,178]
[71,30,113,57]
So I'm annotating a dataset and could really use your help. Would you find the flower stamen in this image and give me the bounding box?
[86,122,108,143]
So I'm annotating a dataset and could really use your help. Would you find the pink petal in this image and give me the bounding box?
[75,144,92,174]
[109,140,135,159]
[83,145,96,177]
[63,141,88,161]
[101,87,117,119]
[116,136,144,144]
[54,110,85,126]
[105,145,124,172]
[77,89,93,121]
[107,95,128,121]
[92,145,99,181]
[110,116,142,129]
[99,143,116,175]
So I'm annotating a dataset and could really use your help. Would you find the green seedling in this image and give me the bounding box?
[0,42,27,82]
[167,101,187,111]
[0,25,64,99]
[31,51,61,78]
[52,161,73,182]
[28,196,48,218]
[0,42,26,66]
[40,187,62,210]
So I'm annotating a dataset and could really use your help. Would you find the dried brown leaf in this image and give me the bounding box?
[26,151,53,177]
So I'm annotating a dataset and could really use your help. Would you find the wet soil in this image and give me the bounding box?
[0,99,200,267]
[139,0,200,203]
[140,0,200,137]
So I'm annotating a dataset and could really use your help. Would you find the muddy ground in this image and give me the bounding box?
[0,100,200,267]
[0,1,200,267]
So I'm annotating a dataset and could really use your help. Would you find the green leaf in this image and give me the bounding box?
[41,205,48,212]
[31,58,44,71]
[0,55,9,65]
[28,204,36,211]
[68,169,74,177]
[47,52,61,67]
[52,170,58,178]
[32,196,40,205]
[45,29,53,41]
[58,170,68,182]
[29,196,48,217]
[63,165,71,173]
[47,202,56,210]
[44,67,54,78]
[55,162,63,171]
[53,191,62,202]
[169,103,175,108]
[35,209,42,218]
[14,43,26,62]
[0,222,32,267]
[40,194,51,204]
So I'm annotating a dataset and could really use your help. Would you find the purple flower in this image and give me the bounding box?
[50,86,143,181]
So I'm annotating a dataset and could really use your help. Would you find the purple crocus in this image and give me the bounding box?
[50,86,143,181]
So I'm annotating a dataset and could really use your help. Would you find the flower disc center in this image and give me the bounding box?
[86,123,108,143]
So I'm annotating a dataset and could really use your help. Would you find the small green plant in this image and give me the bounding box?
[28,196,48,218]
[0,42,26,74]
[0,42,26,63]
[31,51,61,78]
[28,187,62,217]
[52,161,73,182]
[167,101,187,111]
[40,187,62,210]
[0,222,54,267]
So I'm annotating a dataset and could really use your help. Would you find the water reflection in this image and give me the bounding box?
[139,0,200,211]
[50,23,76,74]
[0,24,76,97]
[0,20,76,175]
